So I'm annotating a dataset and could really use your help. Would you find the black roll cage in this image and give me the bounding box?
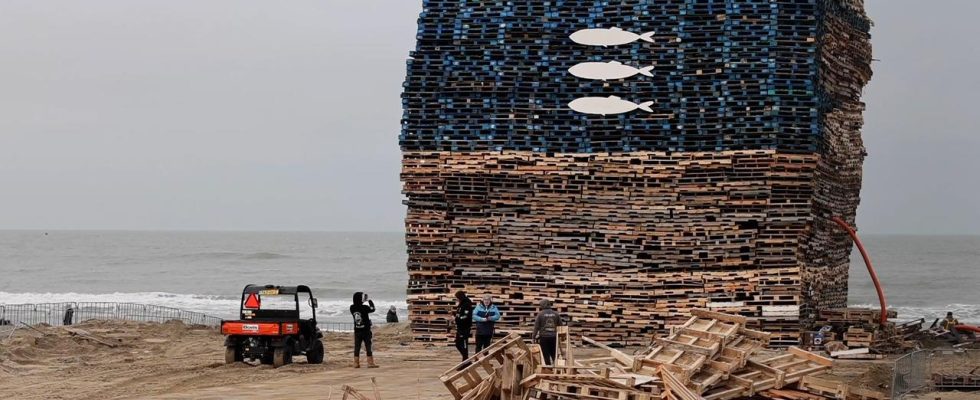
[239,284,318,323]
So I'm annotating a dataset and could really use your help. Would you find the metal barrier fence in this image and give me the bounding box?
[318,322,397,332]
[0,302,222,328]
[892,350,928,399]
[0,302,390,333]
[891,349,980,399]
[320,322,356,332]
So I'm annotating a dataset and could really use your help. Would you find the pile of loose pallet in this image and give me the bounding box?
[401,0,874,346]
[440,309,888,400]
[807,308,921,358]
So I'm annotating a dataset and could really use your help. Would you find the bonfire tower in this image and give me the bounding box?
[400,0,873,346]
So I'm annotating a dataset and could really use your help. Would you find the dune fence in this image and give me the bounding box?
[0,302,222,328]
[0,302,385,333]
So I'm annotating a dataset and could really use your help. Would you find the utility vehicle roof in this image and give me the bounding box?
[242,284,313,295]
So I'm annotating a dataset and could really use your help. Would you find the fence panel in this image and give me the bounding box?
[0,302,379,331]
[892,350,929,399]
[320,322,356,332]
[0,302,394,332]
[0,302,222,328]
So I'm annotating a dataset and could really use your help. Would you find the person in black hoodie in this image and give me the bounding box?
[452,290,474,362]
[350,291,379,368]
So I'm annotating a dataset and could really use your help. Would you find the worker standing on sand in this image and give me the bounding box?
[473,294,501,352]
[386,305,399,323]
[533,299,562,366]
[350,292,379,368]
[452,290,474,363]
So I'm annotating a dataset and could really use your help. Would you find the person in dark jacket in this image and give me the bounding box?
[63,306,75,326]
[386,305,399,323]
[350,292,379,368]
[452,290,474,362]
[473,294,501,352]
[532,299,562,366]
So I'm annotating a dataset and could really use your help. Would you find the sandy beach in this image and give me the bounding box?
[0,321,456,400]
[2,320,979,399]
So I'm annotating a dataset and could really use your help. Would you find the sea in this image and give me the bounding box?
[0,231,977,324]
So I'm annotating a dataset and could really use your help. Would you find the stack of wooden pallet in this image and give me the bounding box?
[843,327,873,348]
[440,309,887,400]
[400,0,874,346]
[404,150,820,346]
[933,372,980,391]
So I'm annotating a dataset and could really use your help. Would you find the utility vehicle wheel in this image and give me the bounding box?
[307,340,324,364]
[224,346,243,364]
[273,346,292,368]
[260,353,274,365]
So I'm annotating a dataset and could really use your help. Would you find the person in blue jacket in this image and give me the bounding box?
[472,294,502,352]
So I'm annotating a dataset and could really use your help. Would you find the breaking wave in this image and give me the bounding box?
[176,251,292,260]
[849,303,980,324]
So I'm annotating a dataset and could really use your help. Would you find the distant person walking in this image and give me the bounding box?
[452,290,474,363]
[350,292,379,368]
[386,305,399,323]
[473,294,501,352]
[533,299,562,366]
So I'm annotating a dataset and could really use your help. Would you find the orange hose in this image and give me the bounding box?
[831,216,888,326]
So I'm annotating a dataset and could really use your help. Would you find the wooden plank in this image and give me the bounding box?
[787,347,834,367]
[583,336,636,367]
[661,367,707,400]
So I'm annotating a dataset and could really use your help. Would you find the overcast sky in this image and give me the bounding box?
[0,0,977,234]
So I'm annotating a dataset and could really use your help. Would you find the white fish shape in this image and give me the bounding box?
[569,61,655,80]
[568,96,654,115]
[569,27,656,46]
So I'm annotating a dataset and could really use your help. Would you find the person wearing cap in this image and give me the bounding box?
[532,299,563,366]
[473,294,501,352]
[941,312,960,331]
[941,312,962,342]
[452,290,474,362]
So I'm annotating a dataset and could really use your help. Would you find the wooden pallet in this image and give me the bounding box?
[797,375,890,400]
[440,333,535,399]
[700,347,832,400]
[634,309,769,389]
[525,375,658,400]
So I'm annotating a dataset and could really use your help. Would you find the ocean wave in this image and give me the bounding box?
[849,303,980,324]
[0,292,407,322]
[243,252,291,260]
[173,251,292,260]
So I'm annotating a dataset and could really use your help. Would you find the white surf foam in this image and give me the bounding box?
[849,303,980,324]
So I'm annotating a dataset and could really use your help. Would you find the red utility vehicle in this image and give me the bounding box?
[221,284,324,367]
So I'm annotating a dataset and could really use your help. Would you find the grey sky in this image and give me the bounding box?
[0,0,977,234]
